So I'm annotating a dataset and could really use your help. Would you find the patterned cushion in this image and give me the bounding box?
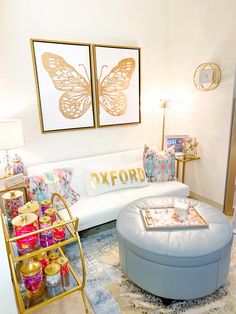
[143,145,175,182]
[25,168,79,209]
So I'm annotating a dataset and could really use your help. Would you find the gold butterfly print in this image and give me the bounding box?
[41,52,92,119]
[97,58,135,116]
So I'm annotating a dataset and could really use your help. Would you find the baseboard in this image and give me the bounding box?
[190,191,224,211]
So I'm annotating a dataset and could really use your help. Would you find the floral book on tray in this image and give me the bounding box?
[140,207,208,230]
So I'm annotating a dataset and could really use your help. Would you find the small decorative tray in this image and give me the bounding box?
[140,207,208,230]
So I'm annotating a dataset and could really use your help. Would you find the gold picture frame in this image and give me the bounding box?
[31,39,96,133]
[93,44,141,127]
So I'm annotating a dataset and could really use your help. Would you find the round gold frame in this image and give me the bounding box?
[193,63,221,91]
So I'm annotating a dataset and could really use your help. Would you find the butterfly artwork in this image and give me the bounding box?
[31,39,141,132]
[41,52,92,120]
[94,45,141,127]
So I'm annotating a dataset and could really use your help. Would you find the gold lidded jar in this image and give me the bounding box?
[53,221,66,243]
[39,216,53,247]
[18,201,40,218]
[35,251,50,274]
[2,190,24,220]
[45,263,61,287]
[48,251,59,262]
[20,258,42,294]
[40,199,51,215]
[12,213,39,254]
[57,256,69,276]
[45,206,57,223]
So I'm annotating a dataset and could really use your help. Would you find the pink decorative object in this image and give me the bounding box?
[12,213,39,254]
[39,216,53,247]
[53,221,66,243]
[40,199,51,215]
[2,190,24,220]
[20,259,42,294]
[45,206,57,223]
[12,154,24,175]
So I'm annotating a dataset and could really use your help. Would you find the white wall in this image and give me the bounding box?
[1,0,236,206]
[0,0,170,165]
[167,0,236,205]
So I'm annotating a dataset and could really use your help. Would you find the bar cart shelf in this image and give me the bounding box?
[0,193,88,314]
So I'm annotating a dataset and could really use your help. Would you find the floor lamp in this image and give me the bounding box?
[160,100,169,151]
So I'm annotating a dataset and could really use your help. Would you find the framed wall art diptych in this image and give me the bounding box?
[93,45,141,127]
[31,39,95,133]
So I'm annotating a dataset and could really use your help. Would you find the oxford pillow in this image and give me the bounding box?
[84,161,148,196]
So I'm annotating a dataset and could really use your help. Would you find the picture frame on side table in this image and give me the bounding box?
[93,44,141,127]
[31,39,96,133]
[165,135,188,156]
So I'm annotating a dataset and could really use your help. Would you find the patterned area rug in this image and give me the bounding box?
[66,227,236,314]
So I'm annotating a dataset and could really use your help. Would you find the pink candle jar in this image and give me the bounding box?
[57,257,69,276]
[20,259,42,295]
[53,221,66,243]
[39,216,53,247]
[40,199,51,216]
[12,213,39,255]
[35,252,50,275]
[45,206,57,223]
[2,190,24,220]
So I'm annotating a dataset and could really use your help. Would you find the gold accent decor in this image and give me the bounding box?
[160,99,169,150]
[175,156,200,183]
[193,63,221,91]
[44,263,61,276]
[12,213,38,227]
[0,192,88,313]
[39,216,51,224]
[2,190,23,200]
[20,259,41,276]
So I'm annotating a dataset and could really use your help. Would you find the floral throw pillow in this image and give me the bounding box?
[25,168,79,210]
[143,145,175,182]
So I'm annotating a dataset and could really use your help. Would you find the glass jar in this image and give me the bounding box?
[39,216,53,247]
[12,154,24,175]
[57,257,69,276]
[45,263,61,287]
[20,259,42,294]
[35,251,50,275]
[40,199,51,216]
[45,206,57,223]
[18,201,40,218]
[53,221,66,243]
[12,213,39,254]
[2,190,24,220]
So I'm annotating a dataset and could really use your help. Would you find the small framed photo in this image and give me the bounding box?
[93,44,141,127]
[165,135,188,155]
[31,39,95,133]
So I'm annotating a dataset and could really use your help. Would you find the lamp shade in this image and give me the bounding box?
[0,119,24,150]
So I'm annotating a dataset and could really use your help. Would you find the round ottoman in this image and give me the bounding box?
[116,196,233,300]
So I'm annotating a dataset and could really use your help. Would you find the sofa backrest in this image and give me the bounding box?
[27,148,150,196]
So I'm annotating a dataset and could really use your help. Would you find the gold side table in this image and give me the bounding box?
[175,156,200,183]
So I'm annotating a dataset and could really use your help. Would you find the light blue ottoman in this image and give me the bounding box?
[116,196,233,300]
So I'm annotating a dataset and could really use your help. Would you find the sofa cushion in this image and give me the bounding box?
[84,161,148,196]
[59,180,190,231]
[25,168,79,209]
[143,145,175,182]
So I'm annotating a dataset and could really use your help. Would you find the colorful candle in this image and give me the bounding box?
[2,190,24,220]
[45,206,57,223]
[20,259,42,294]
[45,263,61,287]
[57,257,69,276]
[35,252,50,275]
[12,213,39,255]
[39,216,53,247]
[40,199,51,215]
[53,221,66,243]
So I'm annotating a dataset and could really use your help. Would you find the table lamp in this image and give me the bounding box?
[0,119,24,177]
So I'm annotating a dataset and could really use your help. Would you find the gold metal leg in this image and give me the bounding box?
[176,160,179,179]
[81,288,89,313]
[182,162,186,183]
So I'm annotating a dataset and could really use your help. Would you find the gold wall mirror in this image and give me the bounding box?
[193,63,221,91]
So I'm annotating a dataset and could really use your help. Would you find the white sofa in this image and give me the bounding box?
[27,148,190,231]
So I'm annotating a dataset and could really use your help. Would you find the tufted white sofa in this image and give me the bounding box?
[27,148,190,231]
